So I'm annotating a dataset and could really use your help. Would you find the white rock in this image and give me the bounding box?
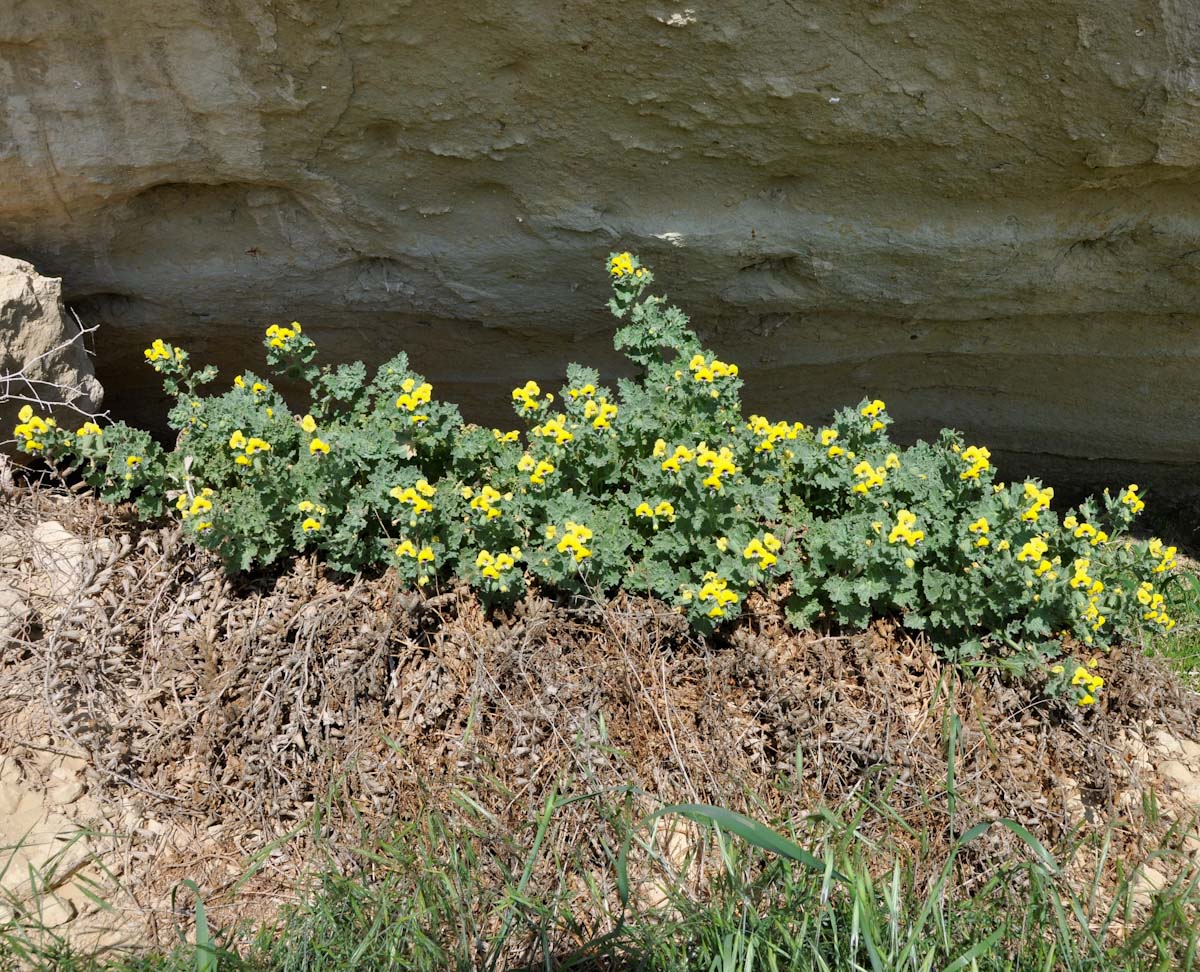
[28,521,89,606]
[1159,760,1195,787]
[47,782,85,807]
[1151,731,1184,756]
[0,780,24,816]
[0,256,102,458]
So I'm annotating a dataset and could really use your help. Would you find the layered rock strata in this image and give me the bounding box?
[0,2,1197,488]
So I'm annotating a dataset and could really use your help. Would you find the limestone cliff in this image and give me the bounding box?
[0,1,1197,489]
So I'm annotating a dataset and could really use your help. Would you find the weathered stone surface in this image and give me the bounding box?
[0,255,103,447]
[0,2,1198,489]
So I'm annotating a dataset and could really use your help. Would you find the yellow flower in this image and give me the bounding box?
[395,540,417,558]
[716,536,728,552]
[417,546,435,564]
[235,455,251,466]
[1021,482,1054,521]
[888,510,925,547]
[298,501,316,513]
[662,445,696,473]
[75,421,103,437]
[245,437,271,455]
[143,339,171,362]
[301,517,321,532]
[396,382,434,412]
[555,522,594,562]
[1120,484,1145,514]
[958,445,991,481]
[592,399,619,430]
[535,417,574,446]
[309,437,330,455]
[390,484,434,516]
[301,414,317,434]
[234,375,245,388]
[635,502,654,518]
[229,429,247,450]
[654,501,676,521]
[610,252,634,277]
[126,455,142,468]
[1016,537,1048,563]
[512,379,550,413]
[819,428,838,446]
[18,405,33,423]
[860,399,886,418]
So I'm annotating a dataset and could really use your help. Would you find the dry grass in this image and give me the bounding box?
[2,479,1199,958]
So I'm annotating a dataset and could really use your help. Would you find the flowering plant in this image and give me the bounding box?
[13,254,1181,706]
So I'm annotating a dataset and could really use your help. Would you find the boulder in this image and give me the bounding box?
[1,255,103,449]
[0,2,1197,491]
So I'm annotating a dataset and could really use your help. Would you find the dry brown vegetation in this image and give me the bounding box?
[2,477,1199,955]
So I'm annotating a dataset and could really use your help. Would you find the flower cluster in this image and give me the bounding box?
[395,378,433,423]
[887,510,925,547]
[477,547,522,582]
[512,380,553,414]
[695,573,739,618]
[555,521,594,562]
[743,533,782,570]
[143,338,184,369]
[265,322,302,349]
[851,460,887,495]
[13,405,52,451]
[1136,582,1175,629]
[860,399,887,432]
[635,500,676,524]
[395,540,436,585]
[391,480,437,521]
[695,443,740,491]
[13,253,1186,713]
[584,397,619,430]
[533,416,573,446]
[1022,482,1054,521]
[228,430,271,466]
[958,445,991,481]
[175,488,215,531]
[688,353,739,385]
[1148,538,1179,574]
[746,415,805,454]
[1120,484,1145,514]
[1071,663,1104,706]
[818,428,848,459]
[466,485,507,520]
[609,251,646,279]
[518,453,556,485]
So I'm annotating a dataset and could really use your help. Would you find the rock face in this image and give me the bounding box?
[0,2,1197,490]
[1,256,103,448]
